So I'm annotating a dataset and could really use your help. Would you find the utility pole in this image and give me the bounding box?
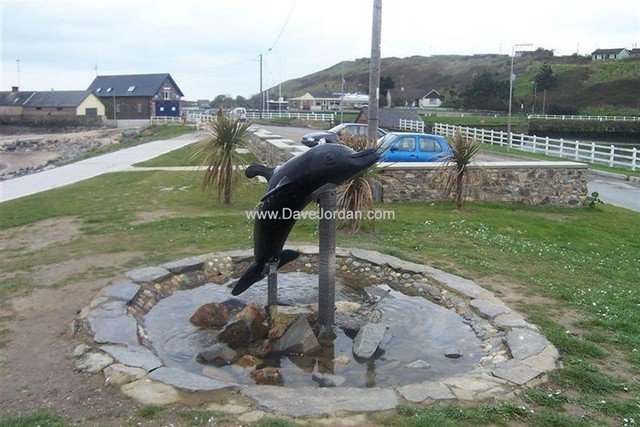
[259,54,263,119]
[367,0,382,145]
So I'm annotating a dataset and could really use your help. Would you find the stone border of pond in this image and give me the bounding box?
[73,246,559,418]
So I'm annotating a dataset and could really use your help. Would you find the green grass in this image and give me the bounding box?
[0,409,68,426]
[1,164,639,426]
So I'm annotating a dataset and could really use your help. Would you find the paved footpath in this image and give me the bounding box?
[0,132,203,203]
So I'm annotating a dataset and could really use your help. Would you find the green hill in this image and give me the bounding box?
[269,53,640,116]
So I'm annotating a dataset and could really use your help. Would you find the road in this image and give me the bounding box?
[1,125,638,212]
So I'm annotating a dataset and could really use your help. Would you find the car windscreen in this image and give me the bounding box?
[377,134,400,151]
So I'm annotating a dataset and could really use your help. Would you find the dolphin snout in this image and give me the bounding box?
[348,148,380,168]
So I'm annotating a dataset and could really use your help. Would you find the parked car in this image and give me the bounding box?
[301,123,386,147]
[377,132,452,162]
[230,107,247,121]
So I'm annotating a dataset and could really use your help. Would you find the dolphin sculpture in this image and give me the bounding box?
[232,143,380,295]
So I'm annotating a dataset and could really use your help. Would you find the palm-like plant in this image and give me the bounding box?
[192,111,252,204]
[437,129,482,210]
[336,133,379,233]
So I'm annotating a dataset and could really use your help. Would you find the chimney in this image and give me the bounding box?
[11,86,19,92]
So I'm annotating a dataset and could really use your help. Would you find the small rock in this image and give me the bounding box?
[334,355,351,366]
[103,363,145,386]
[445,349,462,359]
[189,302,230,327]
[197,343,238,366]
[71,343,92,358]
[250,367,282,385]
[406,359,432,369]
[75,351,114,373]
[312,372,347,387]
[235,355,260,368]
[352,323,386,359]
[236,301,267,324]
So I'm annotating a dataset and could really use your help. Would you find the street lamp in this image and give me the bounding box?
[507,43,533,147]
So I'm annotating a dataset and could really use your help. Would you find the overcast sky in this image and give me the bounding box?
[2,0,638,100]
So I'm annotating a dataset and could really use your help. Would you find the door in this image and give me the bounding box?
[418,136,444,162]
[155,100,180,117]
[387,135,417,162]
[85,108,98,116]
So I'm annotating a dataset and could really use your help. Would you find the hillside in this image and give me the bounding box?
[270,54,640,115]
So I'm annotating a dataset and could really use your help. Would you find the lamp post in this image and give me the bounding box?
[531,80,538,115]
[507,43,533,147]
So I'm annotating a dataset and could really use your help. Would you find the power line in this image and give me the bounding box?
[265,2,295,55]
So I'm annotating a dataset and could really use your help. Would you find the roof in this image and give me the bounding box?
[0,90,36,107]
[23,90,96,108]
[423,89,441,99]
[356,107,421,129]
[629,48,640,56]
[87,73,184,98]
[591,48,628,55]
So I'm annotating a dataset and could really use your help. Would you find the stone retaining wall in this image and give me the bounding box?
[378,161,588,206]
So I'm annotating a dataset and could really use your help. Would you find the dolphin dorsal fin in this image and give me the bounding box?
[245,164,276,182]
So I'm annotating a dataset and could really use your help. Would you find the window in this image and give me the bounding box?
[127,86,136,92]
[419,138,441,152]
[95,87,102,92]
[106,87,112,92]
[116,104,120,113]
[56,107,63,111]
[163,90,170,100]
[137,104,142,113]
[395,137,416,151]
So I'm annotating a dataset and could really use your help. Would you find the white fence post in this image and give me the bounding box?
[609,145,615,167]
[632,148,637,171]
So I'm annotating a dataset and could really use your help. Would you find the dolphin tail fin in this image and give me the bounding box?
[231,250,301,296]
[231,261,266,295]
[278,249,300,268]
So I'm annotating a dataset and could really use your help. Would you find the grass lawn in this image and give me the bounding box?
[1,146,639,425]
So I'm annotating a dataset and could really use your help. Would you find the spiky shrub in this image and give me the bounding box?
[437,129,482,210]
[192,111,252,204]
[336,133,379,233]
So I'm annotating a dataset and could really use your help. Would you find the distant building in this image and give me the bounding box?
[0,86,105,117]
[418,90,443,108]
[591,48,630,61]
[88,73,184,120]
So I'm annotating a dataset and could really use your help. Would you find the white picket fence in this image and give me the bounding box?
[528,114,639,122]
[434,123,638,171]
[150,116,183,125]
[398,118,425,132]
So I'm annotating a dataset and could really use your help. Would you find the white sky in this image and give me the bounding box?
[2,0,638,100]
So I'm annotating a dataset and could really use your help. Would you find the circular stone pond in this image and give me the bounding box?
[75,246,560,417]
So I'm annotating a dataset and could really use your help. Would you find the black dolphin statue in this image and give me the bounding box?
[232,143,380,295]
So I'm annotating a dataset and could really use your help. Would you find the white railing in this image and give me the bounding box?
[245,111,334,121]
[434,123,638,171]
[398,118,425,132]
[150,116,183,125]
[528,114,639,122]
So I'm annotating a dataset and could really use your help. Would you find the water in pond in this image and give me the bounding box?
[143,272,485,388]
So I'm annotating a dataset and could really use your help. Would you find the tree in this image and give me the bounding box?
[534,63,557,91]
[460,71,509,110]
[192,111,252,204]
[379,76,396,106]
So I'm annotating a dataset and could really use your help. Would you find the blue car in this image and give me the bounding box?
[377,132,452,162]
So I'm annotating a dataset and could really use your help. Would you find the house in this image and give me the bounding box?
[22,90,105,117]
[629,48,640,58]
[0,87,104,117]
[87,73,184,120]
[591,48,630,61]
[355,107,421,130]
[419,90,443,108]
[0,87,36,116]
